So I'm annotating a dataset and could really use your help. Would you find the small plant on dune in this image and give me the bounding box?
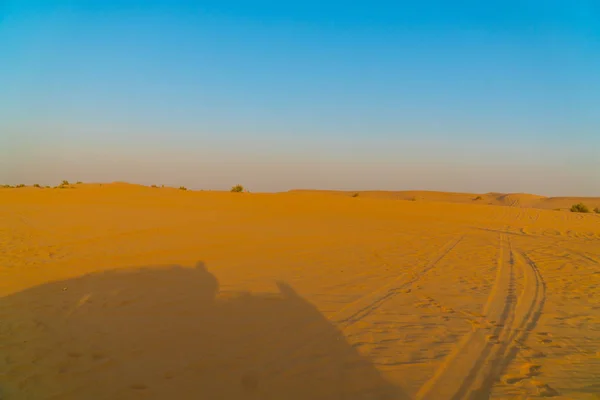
[150,184,158,188]
[570,203,590,213]
[76,181,83,184]
[594,207,600,214]
[179,186,187,191]
[409,196,417,201]
[2,184,13,188]
[61,180,69,186]
[33,183,41,188]
[231,184,244,193]
[474,196,483,201]
[16,184,26,188]
[352,193,359,198]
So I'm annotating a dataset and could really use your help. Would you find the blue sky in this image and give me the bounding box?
[2,1,599,195]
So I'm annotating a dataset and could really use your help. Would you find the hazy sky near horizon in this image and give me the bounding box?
[2,1,599,195]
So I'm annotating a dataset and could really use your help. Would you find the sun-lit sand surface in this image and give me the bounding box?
[1,183,599,399]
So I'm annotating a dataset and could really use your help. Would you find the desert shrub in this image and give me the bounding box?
[231,184,244,193]
[1,185,11,188]
[16,184,26,188]
[594,207,600,214]
[474,196,483,200]
[76,181,83,184]
[179,186,187,191]
[62,180,69,186]
[570,203,590,213]
[151,184,158,188]
[352,193,359,198]
[33,183,41,188]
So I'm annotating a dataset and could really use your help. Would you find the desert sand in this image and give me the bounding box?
[1,183,599,399]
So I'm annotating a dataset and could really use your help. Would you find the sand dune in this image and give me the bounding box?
[1,183,599,399]
[291,189,600,211]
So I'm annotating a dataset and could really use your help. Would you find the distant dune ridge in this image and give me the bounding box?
[289,189,600,211]
[3,182,599,211]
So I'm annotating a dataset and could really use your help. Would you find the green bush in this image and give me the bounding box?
[62,180,69,186]
[16,184,26,188]
[2,185,12,188]
[179,186,187,191]
[33,183,41,188]
[594,207,600,214]
[570,203,590,213]
[231,184,244,193]
[76,181,83,184]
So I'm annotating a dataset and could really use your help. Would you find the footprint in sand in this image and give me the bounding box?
[486,334,500,344]
[522,348,546,358]
[520,363,542,377]
[503,374,525,384]
[531,381,559,397]
[502,365,542,387]
[536,333,553,344]
[163,372,175,380]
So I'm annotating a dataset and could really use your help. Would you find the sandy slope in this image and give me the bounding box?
[1,184,599,399]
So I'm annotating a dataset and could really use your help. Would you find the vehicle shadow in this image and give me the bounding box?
[0,262,409,399]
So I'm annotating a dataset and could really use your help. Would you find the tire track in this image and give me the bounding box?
[417,234,546,400]
[262,235,465,377]
[467,249,547,399]
[334,235,464,327]
[416,233,516,399]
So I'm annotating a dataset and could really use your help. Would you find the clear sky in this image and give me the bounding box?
[2,1,599,195]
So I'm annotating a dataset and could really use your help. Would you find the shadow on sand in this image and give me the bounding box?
[1,262,408,399]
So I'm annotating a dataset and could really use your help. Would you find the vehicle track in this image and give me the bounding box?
[334,235,464,327]
[417,234,546,400]
[465,249,547,399]
[261,235,465,377]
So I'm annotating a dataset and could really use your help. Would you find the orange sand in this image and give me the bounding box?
[1,183,599,399]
